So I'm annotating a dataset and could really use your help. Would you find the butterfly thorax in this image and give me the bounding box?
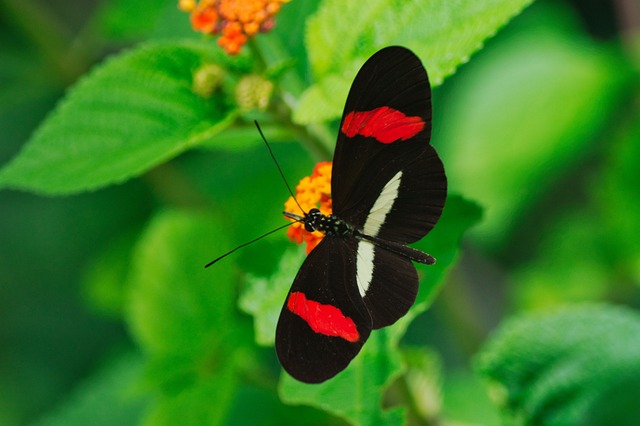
[303,208,355,238]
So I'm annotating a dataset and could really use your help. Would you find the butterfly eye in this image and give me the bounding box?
[304,208,322,232]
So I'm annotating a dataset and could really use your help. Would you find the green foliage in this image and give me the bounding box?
[127,209,254,424]
[82,230,140,316]
[128,210,236,355]
[280,329,406,426]
[2,0,639,425]
[476,304,640,424]
[296,0,534,123]
[511,210,611,309]
[594,110,640,272]
[442,371,501,425]
[276,196,481,425]
[438,5,631,249]
[34,354,149,426]
[240,248,307,346]
[401,347,443,424]
[0,41,241,194]
[237,195,480,425]
[97,0,183,40]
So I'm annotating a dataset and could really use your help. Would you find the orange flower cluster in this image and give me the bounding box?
[178,0,290,55]
[284,162,333,254]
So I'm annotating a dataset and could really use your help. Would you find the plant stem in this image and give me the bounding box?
[248,37,335,161]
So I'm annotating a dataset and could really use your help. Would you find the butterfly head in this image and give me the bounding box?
[303,208,323,232]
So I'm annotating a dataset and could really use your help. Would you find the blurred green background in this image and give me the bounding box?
[1,0,639,424]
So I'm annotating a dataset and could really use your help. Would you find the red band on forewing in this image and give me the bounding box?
[287,292,360,342]
[341,106,424,144]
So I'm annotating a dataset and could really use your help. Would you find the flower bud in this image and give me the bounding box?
[235,74,273,111]
[192,63,224,98]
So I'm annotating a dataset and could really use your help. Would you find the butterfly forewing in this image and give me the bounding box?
[331,46,437,232]
[275,238,372,383]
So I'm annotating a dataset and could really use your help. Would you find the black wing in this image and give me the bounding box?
[275,238,372,383]
[355,240,420,329]
[331,46,446,243]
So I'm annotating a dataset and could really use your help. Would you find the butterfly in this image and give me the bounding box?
[276,46,447,383]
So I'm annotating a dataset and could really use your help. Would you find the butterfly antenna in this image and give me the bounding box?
[205,221,298,268]
[254,121,306,214]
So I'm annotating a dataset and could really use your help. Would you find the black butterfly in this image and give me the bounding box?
[276,46,447,383]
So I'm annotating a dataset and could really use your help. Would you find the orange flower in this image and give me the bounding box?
[284,162,332,254]
[179,0,291,55]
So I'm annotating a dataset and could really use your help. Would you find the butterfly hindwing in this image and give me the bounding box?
[355,240,419,329]
[275,238,372,383]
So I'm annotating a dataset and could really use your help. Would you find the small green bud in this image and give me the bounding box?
[235,74,274,111]
[192,63,224,98]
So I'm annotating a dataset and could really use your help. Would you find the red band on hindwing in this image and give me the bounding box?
[341,106,424,144]
[287,292,360,342]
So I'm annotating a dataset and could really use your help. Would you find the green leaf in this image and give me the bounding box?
[127,210,253,424]
[198,122,294,151]
[143,367,240,426]
[0,40,237,195]
[34,353,149,426]
[255,0,320,97]
[475,304,640,425]
[593,110,640,273]
[401,347,443,424]
[279,328,406,426]
[82,230,140,317]
[511,210,610,310]
[413,195,483,311]
[96,0,185,40]
[294,75,352,124]
[295,0,533,124]
[128,209,237,355]
[239,248,306,346]
[442,371,501,426]
[437,8,632,248]
[276,195,481,426]
[176,142,314,267]
[225,382,335,426]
